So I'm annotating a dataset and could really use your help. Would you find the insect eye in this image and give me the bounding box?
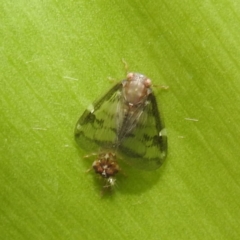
[144,78,152,87]
[127,72,134,80]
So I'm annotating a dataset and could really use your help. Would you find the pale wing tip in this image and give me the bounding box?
[159,128,167,137]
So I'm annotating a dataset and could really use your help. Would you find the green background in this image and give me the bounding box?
[1,0,240,239]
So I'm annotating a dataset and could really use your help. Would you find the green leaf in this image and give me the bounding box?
[1,1,240,239]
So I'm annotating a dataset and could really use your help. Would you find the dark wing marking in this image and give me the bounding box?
[74,82,122,152]
[118,93,167,170]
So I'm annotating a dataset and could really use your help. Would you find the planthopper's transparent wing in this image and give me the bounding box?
[118,92,167,170]
[74,82,122,152]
